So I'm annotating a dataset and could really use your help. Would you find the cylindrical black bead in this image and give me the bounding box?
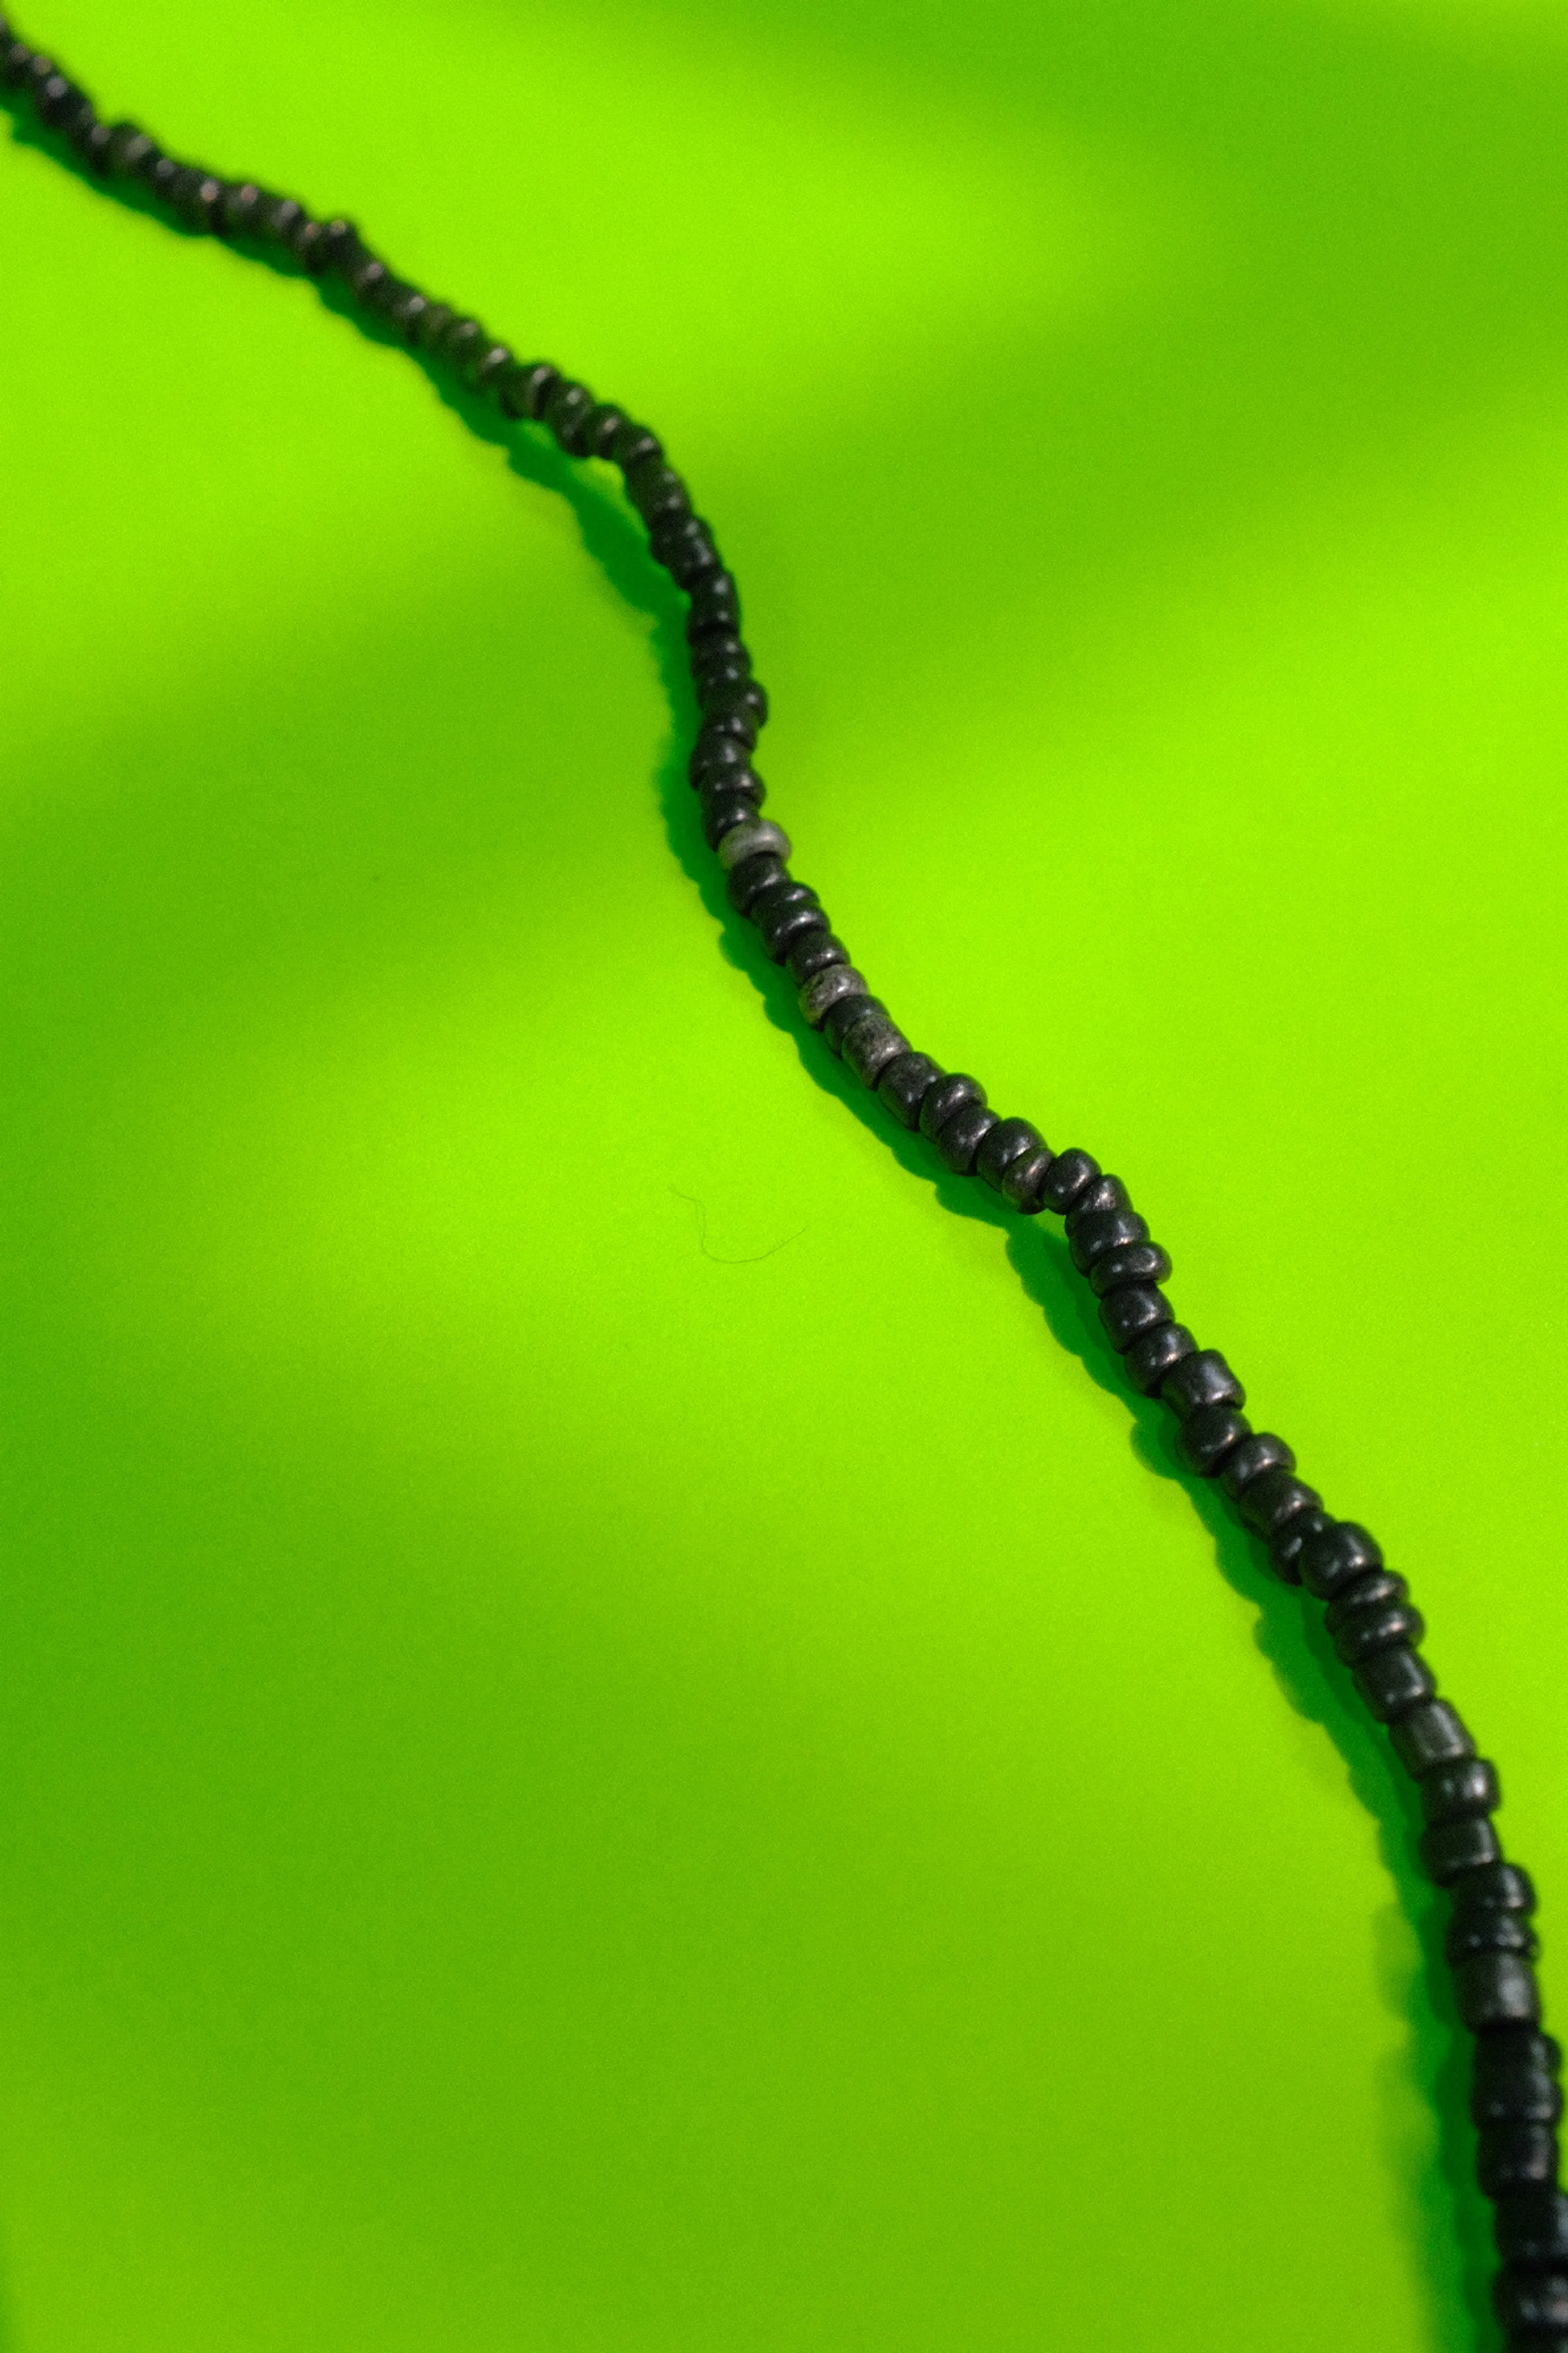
[1421,1816,1502,1885]
[1239,1470,1324,1545]
[1219,1432,1295,1499]
[1480,2126,1560,2199]
[1068,1207,1150,1273]
[1495,2268,1568,2334]
[1354,1647,1436,1721]
[877,1054,943,1132]
[701,674,767,727]
[1422,1758,1501,1826]
[822,991,888,1054]
[1099,1285,1173,1352]
[842,1010,912,1090]
[1299,1522,1384,1601]
[725,852,784,916]
[976,1119,1048,1193]
[1179,1405,1252,1478]
[1448,1911,1539,1967]
[1496,2187,1568,2267]
[655,517,723,588]
[785,931,850,986]
[543,378,596,452]
[1001,1148,1059,1217]
[1473,2065,1562,2130]
[1390,1700,1475,1778]
[1036,1150,1100,1213]
[1088,1241,1172,1296]
[612,422,662,472]
[1324,1570,1410,1633]
[625,457,690,525]
[919,1075,986,1141]
[1065,1175,1132,1227]
[583,403,625,458]
[77,119,115,171]
[687,572,740,639]
[472,344,515,395]
[935,1102,1001,1175]
[1458,1863,1538,1915]
[497,360,560,420]
[696,766,764,816]
[1160,1350,1246,1420]
[689,732,754,787]
[1332,1601,1427,1667]
[1457,1954,1542,2033]
[1269,1505,1330,1584]
[1124,1323,1199,1397]
[758,894,830,964]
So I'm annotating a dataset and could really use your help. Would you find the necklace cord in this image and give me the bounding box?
[4,20,1565,2342]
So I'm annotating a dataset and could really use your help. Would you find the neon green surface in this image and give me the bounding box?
[1,2,1565,2346]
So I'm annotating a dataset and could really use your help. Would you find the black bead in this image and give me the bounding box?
[1179,1405,1252,1477]
[919,1075,986,1141]
[1269,1505,1330,1583]
[1390,1700,1475,1778]
[696,705,758,753]
[1421,1816,1501,1884]
[1331,1599,1426,1667]
[1099,1285,1172,1352]
[1239,1470,1324,1546]
[625,456,689,526]
[1458,1863,1538,1915]
[699,791,762,851]
[1123,1323,1199,1397]
[877,1054,943,1131]
[1496,2187,1568,2267]
[105,122,154,176]
[611,422,662,473]
[687,572,741,639]
[1457,1952,1542,2033]
[821,991,885,1053]
[1089,1241,1172,1296]
[725,852,784,915]
[1069,1207,1150,1275]
[583,403,626,457]
[1353,1646,1435,1721]
[77,120,114,171]
[1001,1148,1059,1217]
[497,360,559,420]
[1495,2267,1568,2334]
[1036,1149,1100,1213]
[1299,1522,1384,1601]
[1065,1175,1132,1226]
[689,732,755,787]
[1480,2126,1560,2199]
[386,289,431,340]
[473,344,515,394]
[696,764,764,814]
[438,317,489,374]
[701,675,767,729]
[842,1009,912,1090]
[540,363,593,430]
[1,38,32,87]
[758,893,830,964]
[1160,1349,1246,1420]
[1473,2064,1562,2130]
[786,931,850,985]
[653,516,723,588]
[935,1101,1001,1175]
[1422,1758,1501,1826]
[1219,1432,1295,1498]
[1324,1570,1410,1633]
[1448,1911,1539,1967]
[1483,2027,1562,2078]
[976,1118,1048,1193]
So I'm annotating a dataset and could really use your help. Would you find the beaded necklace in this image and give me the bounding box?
[3,20,1565,2344]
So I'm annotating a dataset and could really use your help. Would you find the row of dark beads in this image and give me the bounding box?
[6,15,1558,2338]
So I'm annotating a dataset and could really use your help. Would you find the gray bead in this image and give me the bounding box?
[717,817,791,871]
[842,1010,911,1088]
[877,1052,942,1129]
[798,965,869,1028]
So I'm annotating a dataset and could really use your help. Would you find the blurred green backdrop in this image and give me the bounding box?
[2,1,1566,2346]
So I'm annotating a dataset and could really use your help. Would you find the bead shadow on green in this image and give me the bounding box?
[0,69,1502,2353]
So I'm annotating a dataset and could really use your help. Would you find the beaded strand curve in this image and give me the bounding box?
[3,20,1564,2346]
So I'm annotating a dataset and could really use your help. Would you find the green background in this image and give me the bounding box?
[2,0,1566,2345]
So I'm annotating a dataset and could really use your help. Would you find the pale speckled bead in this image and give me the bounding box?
[716,817,791,870]
[798,965,869,1027]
